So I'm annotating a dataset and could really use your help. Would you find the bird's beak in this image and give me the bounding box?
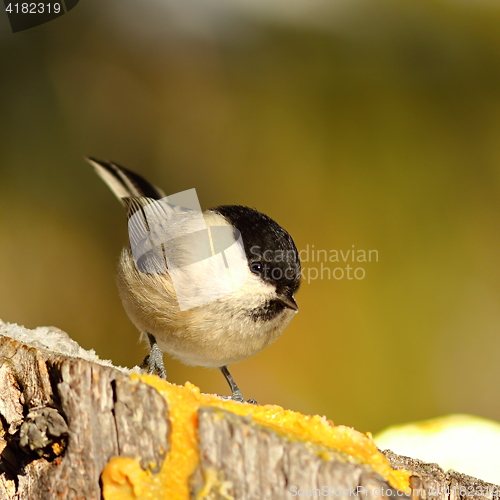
[277,294,299,312]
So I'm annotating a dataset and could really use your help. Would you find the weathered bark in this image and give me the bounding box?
[0,321,497,500]
[385,452,500,500]
[0,322,169,499]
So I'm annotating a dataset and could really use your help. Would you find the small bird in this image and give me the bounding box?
[87,158,301,402]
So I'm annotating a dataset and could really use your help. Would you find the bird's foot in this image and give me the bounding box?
[219,393,258,404]
[219,365,257,404]
[141,334,167,379]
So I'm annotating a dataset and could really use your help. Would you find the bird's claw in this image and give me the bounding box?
[141,342,167,379]
[220,393,258,404]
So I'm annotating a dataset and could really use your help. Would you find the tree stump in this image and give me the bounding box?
[0,320,497,500]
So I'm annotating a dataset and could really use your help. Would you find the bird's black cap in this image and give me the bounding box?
[213,205,301,301]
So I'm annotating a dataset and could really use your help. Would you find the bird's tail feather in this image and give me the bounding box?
[86,157,166,202]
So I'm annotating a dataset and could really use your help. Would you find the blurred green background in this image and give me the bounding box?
[1,0,500,434]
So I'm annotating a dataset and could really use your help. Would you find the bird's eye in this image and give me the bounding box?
[250,261,263,274]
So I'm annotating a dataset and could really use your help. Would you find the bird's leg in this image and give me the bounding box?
[219,366,257,404]
[141,332,167,379]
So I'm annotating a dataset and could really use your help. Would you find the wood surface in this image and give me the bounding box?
[0,322,497,499]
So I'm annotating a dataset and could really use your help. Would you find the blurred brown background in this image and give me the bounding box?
[1,0,500,434]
